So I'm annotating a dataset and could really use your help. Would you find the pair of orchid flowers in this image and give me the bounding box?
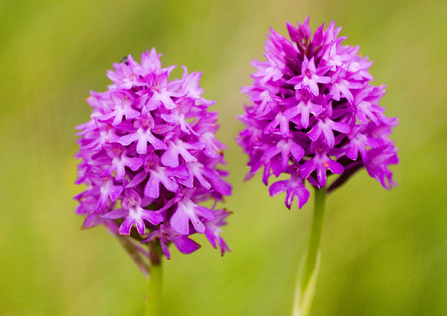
[74,17,398,312]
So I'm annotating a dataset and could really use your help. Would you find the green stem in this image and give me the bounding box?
[292,187,327,316]
[146,242,163,316]
[301,187,326,291]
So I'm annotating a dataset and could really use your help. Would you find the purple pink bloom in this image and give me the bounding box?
[75,49,231,273]
[237,17,398,209]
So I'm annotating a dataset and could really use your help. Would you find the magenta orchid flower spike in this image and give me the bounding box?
[237,17,398,316]
[237,17,398,210]
[74,49,231,281]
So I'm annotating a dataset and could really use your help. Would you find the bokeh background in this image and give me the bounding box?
[1,0,447,315]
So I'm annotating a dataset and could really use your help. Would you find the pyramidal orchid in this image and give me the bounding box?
[74,49,231,315]
[237,17,398,316]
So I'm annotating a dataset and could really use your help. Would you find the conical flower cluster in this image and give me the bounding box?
[237,18,398,209]
[75,49,231,270]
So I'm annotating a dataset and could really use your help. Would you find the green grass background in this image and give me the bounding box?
[1,0,446,315]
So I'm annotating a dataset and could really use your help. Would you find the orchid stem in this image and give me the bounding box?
[147,241,163,316]
[292,187,326,316]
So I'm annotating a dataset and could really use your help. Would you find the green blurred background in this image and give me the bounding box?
[1,0,446,315]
